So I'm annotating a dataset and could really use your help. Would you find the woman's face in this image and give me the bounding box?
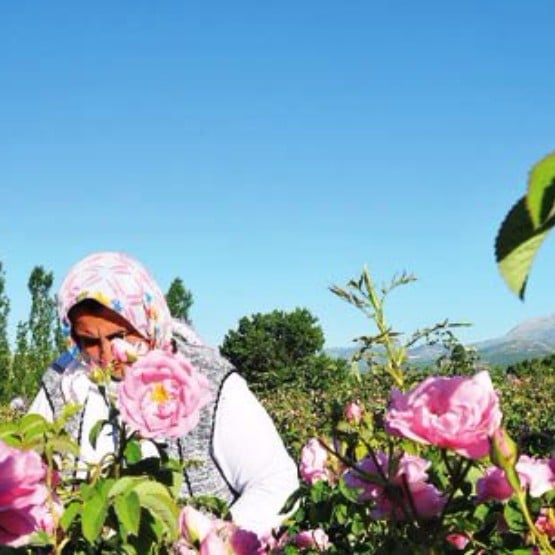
[69,303,149,379]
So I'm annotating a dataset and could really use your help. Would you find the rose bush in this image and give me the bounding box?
[280,268,555,553]
[1,265,555,553]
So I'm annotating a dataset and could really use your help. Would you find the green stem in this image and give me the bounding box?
[514,489,555,554]
[430,456,474,546]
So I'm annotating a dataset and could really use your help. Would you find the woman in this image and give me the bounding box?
[29,252,298,535]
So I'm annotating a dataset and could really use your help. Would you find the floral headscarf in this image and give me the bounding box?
[58,252,174,355]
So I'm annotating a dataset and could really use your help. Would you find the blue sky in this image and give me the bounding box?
[1,1,555,349]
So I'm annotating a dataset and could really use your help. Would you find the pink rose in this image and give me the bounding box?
[178,506,214,545]
[344,451,388,501]
[344,452,430,502]
[295,528,331,551]
[199,529,228,555]
[535,508,555,538]
[299,438,328,485]
[476,466,514,503]
[0,440,59,547]
[230,528,262,554]
[516,456,555,497]
[344,452,445,520]
[446,533,470,550]
[344,401,363,425]
[178,506,262,554]
[111,337,140,364]
[258,530,289,553]
[118,350,212,439]
[476,455,554,504]
[373,480,446,521]
[385,371,502,459]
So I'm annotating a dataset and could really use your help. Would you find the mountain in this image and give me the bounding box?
[328,313,555,368]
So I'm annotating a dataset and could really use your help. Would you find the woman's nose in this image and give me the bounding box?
[98,336,115,366]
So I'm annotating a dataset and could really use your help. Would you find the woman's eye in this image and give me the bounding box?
[79,336,99,348]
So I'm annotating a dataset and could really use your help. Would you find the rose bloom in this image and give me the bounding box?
[199,529,228,555]
[0,440,59,547]
[229,528,262,554]
[476,466,514,503]
[294,528,331,551]
[372,480,446,521]
[177,506,261,555]
[344,452,445,520]
[118,349,212,439]
[111,337,140,364]
[344,451,389,502]
[344,401,363,425]
[178,506,214,546]
[477,455,555,503]
[446,533,470,550]
[535,508,555,538]
[516,455,555,498]
[299,438,328,485]
[385,370,502,459]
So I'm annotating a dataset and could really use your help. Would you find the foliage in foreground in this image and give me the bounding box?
[1,266,555,553]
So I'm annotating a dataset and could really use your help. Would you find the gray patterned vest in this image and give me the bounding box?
[39,338,238,506]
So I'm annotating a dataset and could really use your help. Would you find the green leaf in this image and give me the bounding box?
[45,436,80,457]
[120,544,138,555]
[495,196,555,298]
[89,419,109,449]
[108,476,148,498]
[114,490,141,537]
[81,488,109,543]
[0,423,20,443]
[59,501,81,532]
[18,414,49,441]
[132,481,179,541]
[124,439,142,464]
[58,402,83,423]
[503,501,526,532]
[527,151,555,228]
[163,458,185,499]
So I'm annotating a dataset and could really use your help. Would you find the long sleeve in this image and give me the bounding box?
[212,373,299,535]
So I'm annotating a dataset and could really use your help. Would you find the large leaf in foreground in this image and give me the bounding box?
[527,152,555,228]
[495,196,555,298]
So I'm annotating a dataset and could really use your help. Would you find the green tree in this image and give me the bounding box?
[12,321,33,400]
[165,277,193,322]
[53,295,66,353]
[220,307,325,390]
[0,261,11,402]
[27,266,57,370]
[10,266,60,401]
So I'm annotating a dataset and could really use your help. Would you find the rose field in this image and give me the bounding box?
[1,153,555,553]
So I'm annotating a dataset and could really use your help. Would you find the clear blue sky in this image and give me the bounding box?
[2,1,555,349]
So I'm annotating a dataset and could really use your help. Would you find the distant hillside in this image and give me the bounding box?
[327,313,555,368]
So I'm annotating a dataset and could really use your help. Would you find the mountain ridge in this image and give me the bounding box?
[327,312,555,368]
